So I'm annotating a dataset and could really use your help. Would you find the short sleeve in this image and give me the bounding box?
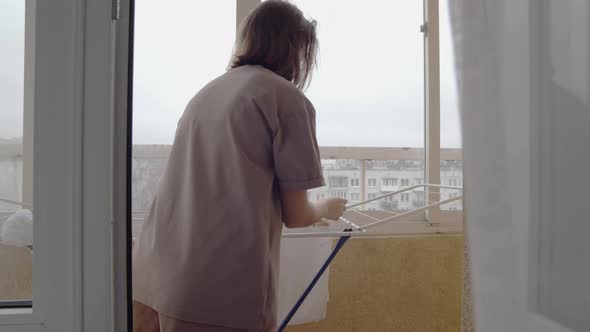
[273,101,325,191]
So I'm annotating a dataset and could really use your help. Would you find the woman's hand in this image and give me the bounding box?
[318,198,348,221]
[280,191,348,228]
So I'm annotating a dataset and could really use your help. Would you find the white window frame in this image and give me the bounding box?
[425,0,463,225]
[382,178,398,186]
[401,193,410,202]
[327,176,348,188]
[0,0,125,330]
[368,178,377,187]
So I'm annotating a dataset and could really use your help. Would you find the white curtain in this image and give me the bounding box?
[451,0,590,331]
[449,0,528,330]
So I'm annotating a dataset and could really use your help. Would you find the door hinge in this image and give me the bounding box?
[112,0,120,20]
[420,22,428,36]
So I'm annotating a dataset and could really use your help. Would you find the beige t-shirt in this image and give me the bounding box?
[132,65,325,330]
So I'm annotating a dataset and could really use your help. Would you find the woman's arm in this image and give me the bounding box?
[280,190,347,228]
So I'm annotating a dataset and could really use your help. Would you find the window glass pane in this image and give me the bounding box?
[440,0,461,149]
[440,0,463,210]
[132,1,236,238]
[366,160,423,210]
[274,0,425,212]
[287,0,424,148]
[0,0,33,304]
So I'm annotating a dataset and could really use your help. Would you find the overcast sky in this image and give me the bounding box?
[1,0,461,148]
[1,1,25,141]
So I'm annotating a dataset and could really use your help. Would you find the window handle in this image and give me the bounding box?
[420,22,428,36]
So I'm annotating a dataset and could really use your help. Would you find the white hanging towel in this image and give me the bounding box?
[277,237,333,325]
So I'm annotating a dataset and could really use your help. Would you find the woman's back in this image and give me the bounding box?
[132,65,324,330]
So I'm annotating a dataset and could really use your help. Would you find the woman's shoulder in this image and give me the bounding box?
[222,65,314,116]
[233,65,306,98]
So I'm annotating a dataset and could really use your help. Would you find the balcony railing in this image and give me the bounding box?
[131,145,463,237]
[0,144,463,238]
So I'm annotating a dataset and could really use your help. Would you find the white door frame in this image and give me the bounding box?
[0,0,124,330]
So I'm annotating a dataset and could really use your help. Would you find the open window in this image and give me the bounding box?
[130,0,463,238]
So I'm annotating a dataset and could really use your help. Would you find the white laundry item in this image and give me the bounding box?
[0,209,33,247]
[277,237,333,326]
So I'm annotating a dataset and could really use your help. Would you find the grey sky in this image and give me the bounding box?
[0,1,25,140]
[1,0,461,148]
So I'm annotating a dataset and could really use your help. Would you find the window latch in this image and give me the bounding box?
[420,22,428,36]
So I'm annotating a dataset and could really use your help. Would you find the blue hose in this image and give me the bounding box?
[277,234,351,332]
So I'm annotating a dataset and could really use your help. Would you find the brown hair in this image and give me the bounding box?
[229,0,318,90]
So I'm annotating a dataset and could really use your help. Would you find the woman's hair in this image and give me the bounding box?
[229,0,318,90]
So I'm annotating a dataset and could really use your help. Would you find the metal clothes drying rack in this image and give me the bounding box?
[277,184,463,332]
[0,198,33,210]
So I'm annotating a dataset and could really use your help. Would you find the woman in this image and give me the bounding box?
[132,1,347,331]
